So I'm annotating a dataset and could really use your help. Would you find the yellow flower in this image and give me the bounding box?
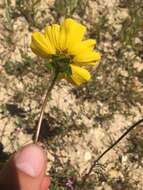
[30,18,101,85]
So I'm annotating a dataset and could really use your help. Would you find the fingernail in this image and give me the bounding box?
[15,144,45,177]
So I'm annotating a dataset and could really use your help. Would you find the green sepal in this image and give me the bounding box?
[51,54,72,77]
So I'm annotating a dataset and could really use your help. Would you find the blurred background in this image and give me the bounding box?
[0,0,143,189]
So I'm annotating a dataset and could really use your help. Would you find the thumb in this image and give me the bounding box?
[0,144,50,190]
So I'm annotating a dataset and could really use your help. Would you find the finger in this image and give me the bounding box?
[0,144,48,190]
[40,176,50,190]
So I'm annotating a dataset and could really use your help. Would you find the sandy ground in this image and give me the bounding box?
[0,0,143,189]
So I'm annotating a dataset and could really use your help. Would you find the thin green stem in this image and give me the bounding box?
[81,118,143,185]
[34,71,59,143]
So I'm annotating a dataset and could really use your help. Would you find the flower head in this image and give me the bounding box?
[30,18,101,85]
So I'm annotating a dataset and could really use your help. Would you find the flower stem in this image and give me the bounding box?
[81,118,143,185]
[34,71,59,143]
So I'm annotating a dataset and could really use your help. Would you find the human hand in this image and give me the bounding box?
[0,144,50,190]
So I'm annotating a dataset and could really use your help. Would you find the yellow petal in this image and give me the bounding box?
[74,61,100,67]
[82,39,96,48]
[70,64,91,85]
[45,24,60,51]
[87,62,100,66]
[52,24,60,50]
[30,32,55,57]
[68,39,96,55]
[59,18,86,52]
[59,22,67,51]
[30,43,49,58]
[74,51,101,63]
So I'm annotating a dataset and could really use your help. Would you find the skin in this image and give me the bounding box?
[0,144,50,190]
